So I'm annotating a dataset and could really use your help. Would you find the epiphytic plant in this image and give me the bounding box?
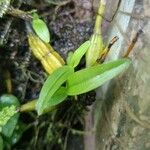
[0,0,142,149]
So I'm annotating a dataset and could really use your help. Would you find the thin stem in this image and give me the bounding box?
[19,99,55,114]
[94,0,106,34]
[19,99,37,112]
[98,36,119,63]
[7,7,35,21]
[123,29,143,58]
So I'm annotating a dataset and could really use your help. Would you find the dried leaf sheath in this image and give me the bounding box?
[28,33,65,74]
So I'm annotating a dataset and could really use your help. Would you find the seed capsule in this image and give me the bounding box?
[28,33,65,74]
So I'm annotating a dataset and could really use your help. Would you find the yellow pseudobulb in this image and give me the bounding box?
[28,33,65,74]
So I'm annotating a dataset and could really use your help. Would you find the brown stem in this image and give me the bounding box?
[123,29,143,58]
[7,7,34,21]
[101,36,119,62]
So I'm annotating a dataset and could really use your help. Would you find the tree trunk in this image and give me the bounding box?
[95,0,150,150]
[85,0,150,150]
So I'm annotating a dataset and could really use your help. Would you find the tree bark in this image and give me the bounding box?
[94,0,150,150]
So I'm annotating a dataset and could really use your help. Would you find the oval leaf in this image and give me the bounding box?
[0,94,20,138]
[69,41,90,68]
[0,106,16,130]
[6,121,26,145]
[67,58,131,95]
[36,66,74,115]
[32,15,50,43]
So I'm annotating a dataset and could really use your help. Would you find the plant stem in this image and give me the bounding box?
[7,7,35,21]
[123,29,143,58]
[19,100,37,112]
[94,0,106,34]
[19,99,55,114]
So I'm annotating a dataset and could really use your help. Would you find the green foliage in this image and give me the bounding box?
[66,51,73,65]
[0,105,16,132]
[86,34,104,67]
[0,95,24,149]
[68,41,90,68]
[36,58,131,115]
[45,86,67,107]
[0,0,136,148]
[5,121,26,145]
[34,16,132,113]
[33,0,132,116]
[0,94,19,109]
[36,66,74,115]
[32,13,50,43]
[67,59,131,95]
[0,94,20,138]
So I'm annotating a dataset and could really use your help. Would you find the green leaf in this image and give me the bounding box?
[5,121,26,145]
[67,58,131,95]
[0,135,3,150]
[0,106,17,131]
[32,14,50,43]
[46,86,67,107]
[36,66,74,115]
[66,51,73,65]
[0,94,20,138]
[86,34,104,67]
[41,86,68,114]
[69,41,90,68]
[0,94,19,109]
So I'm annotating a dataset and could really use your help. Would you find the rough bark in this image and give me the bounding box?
[94,0,150,150]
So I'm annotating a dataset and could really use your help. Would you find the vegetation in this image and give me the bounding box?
[0,0,139,149]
